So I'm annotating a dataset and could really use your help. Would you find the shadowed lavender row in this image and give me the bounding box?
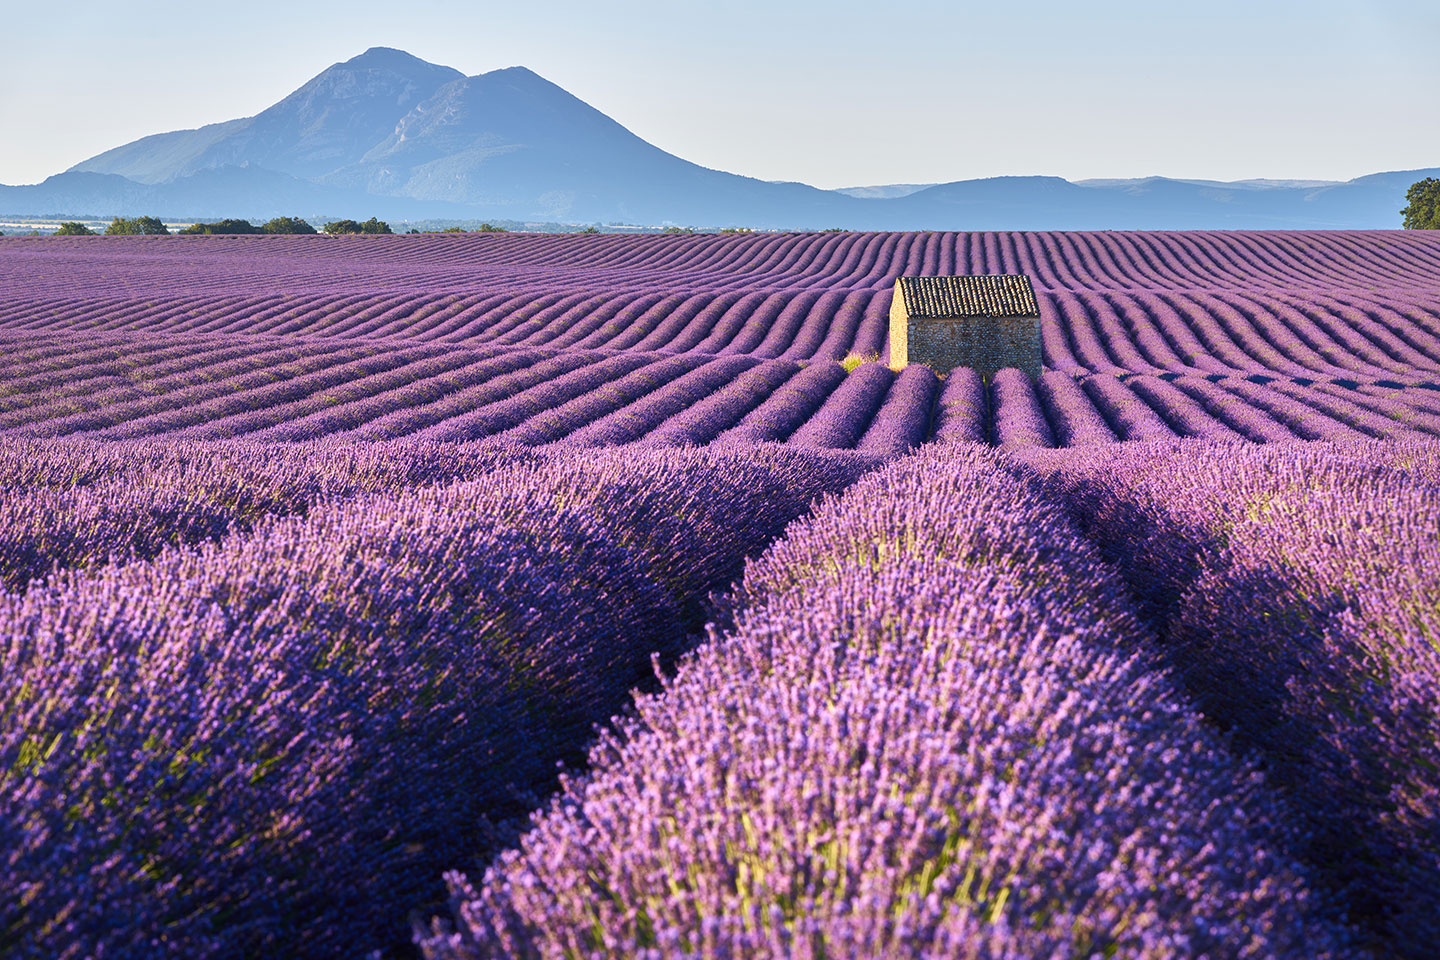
[421,445,1351,958]
[1007,439,1440,957]
[0,444,873,960]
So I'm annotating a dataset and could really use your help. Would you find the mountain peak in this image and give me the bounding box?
[468,65,559,92]
[481,65,541,78]
[340,46,457,75]
[308,47,463,90]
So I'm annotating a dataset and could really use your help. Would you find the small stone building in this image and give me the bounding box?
[889,275,1042,380]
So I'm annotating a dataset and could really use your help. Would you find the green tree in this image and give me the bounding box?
[179,218,260,235]
[55,222,95,236]
[104,215,169,235]
[1401,178,1440,230]
[474,222,506,233]
[261,216,317,235]
[441,226,467,233]
[323,217,392,235]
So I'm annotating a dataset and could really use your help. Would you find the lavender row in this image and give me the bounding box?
[4,240,1440,380]
[636,361,801,447]
[422,444,1349,958]
[5,231,1438,298]
[0,337,384,435]
[713,361,849,444]
[1009,439,1440,957]
[555,356,763,448]
[0,288,894,362]
[786,362,894,450]
[929,367,987,443]
[0,438,531,591]
[2,330,1436,449]
[981,370,1440,448]
[4,285,1438,383]
[854,364,940,455]
[0,444,873,960]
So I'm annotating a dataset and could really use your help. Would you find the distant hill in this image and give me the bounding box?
[831,183,938,200]
[0,46,1431,229]
[875,170,1440,230]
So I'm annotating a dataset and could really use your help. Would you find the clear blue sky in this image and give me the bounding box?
[3,0,1436,188]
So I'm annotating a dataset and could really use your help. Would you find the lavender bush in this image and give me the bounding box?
[0,437,530,590]
[1009,439,1440,956]
[421,446,1352,959]
[1,444,871,959]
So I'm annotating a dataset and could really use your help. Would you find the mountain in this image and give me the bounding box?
[308,64,864,225]
[0,47,1430,229]
[52,47,858,228]
[71,48,466,184]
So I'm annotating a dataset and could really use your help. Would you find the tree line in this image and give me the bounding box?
[25,180,1439,236]
[52,216,395,236]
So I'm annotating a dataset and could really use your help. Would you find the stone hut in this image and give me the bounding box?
[889,275,1042,380]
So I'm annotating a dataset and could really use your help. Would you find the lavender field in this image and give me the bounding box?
[3,231,1440,445]
[1,230,1438,959]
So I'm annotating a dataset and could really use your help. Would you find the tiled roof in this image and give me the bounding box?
[895,275,1039,318]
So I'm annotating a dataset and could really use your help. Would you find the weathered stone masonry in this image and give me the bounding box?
[889,275,1042,380]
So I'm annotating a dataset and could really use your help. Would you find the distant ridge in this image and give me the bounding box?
[831,183,937,200]
[0,47,1431,229]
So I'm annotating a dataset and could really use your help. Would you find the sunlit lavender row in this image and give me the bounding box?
[420,444,1358,958]
[9,435,1436,957]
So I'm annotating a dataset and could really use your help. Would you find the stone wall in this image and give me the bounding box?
[904,315,1042,380]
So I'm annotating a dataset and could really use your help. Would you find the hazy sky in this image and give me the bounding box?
[3,0,1437,188]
